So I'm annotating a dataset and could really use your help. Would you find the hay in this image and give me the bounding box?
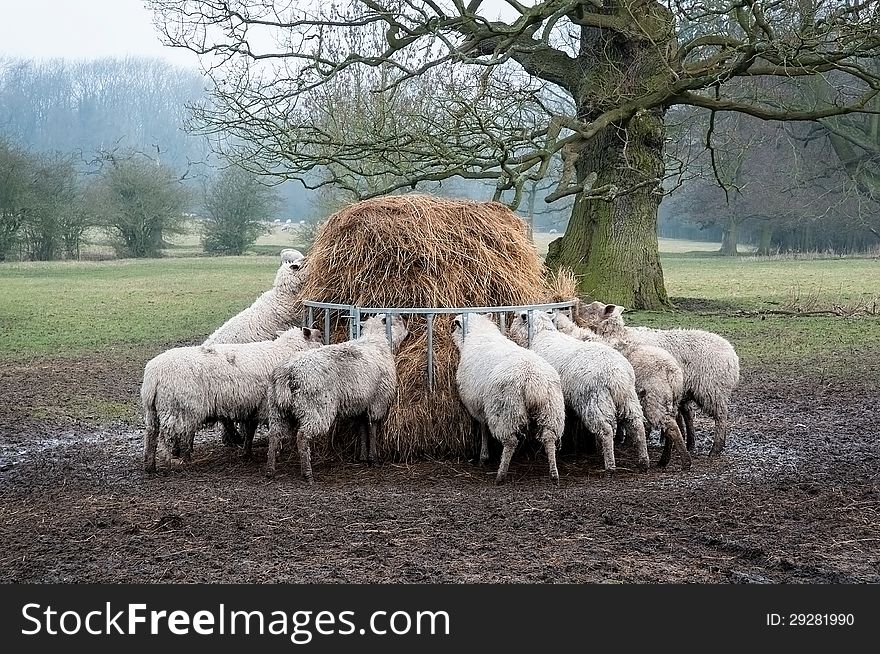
[297,194,570,461]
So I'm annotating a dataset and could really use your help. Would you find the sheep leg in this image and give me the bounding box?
[143,422,158,473]
[182,429,196,462]
[265,418,291,478]
[659,417,691,471]
[368,420,378,465]
[479,422,490,467]
[358,416,369,463]
[597,423,616,476]
[623,416,650,472]
[680,402,697,452]
[297,431,314,485]
[709,404,729,457]
[540,431,559,486]
[495,434,517,485]
[241,419,258,459]
[675,412,686,448]
[220,419,242,446]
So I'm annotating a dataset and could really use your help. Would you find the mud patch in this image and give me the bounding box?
[0,359,878,583]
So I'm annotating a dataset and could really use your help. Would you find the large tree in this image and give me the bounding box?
[150,0,880,308]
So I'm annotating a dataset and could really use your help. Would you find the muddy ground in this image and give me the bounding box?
[1,352,878,583]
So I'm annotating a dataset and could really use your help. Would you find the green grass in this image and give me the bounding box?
[660,255,880,310]
[80,223,313,259]
[1,253,878,378]
[0,257,279,359]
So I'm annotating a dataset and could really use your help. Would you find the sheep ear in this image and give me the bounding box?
[275,330,286,338]
[484,312,493,321]
[381,314,387,325]
[606,305,624,318]
[520,311,528,322]
[302,327,312,339]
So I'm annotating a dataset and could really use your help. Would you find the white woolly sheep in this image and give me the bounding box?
[265,313,408,484]
[553,312,690,470]
[141,326,323,472]
[508,311,649,475]
[274,248,305,286]
[452,313,566,485]
[580,301,740,456]
[206,256,308,346]
[205,250,308,445]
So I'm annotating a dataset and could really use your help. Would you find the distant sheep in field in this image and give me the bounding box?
[452,313,566,485]
[141,326,323,472]
[553,312,690,470]
[265,313,408,484]
[508,311,649,475]
[579,301,740,456]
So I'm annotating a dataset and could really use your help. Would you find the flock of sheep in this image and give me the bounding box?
[140,250,740,485]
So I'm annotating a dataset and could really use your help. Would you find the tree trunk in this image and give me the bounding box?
[544,6,673,310]
[720,218,739,256]
[757,221,772,256]
[545,111,669,309]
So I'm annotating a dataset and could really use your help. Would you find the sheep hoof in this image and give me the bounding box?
[638,459,649,473]
[240,450,252,460]
[265,468,276,479]
[709,446,724,457]
[303,475,314,486]
[550,476,560,487]
[657,457,671,468]
[495,475,507,486]
[603,469,615,480]
[681,458,693,472]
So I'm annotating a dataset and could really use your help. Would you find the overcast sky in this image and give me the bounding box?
[0,0,200,68]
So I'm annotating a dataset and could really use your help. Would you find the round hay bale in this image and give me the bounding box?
[297,194,564,461]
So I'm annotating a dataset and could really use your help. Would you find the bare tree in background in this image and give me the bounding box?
[149,0,880,308]
[92,153,190,258]
[668,112,880,255]
[0,139,31,260]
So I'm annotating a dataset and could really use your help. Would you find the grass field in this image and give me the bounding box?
[1,248,878,376]
[78,224,314,259]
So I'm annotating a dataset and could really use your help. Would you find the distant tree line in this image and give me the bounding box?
[662,103,880,256]
[0,138,281,261]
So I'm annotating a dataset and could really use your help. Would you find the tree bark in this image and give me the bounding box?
[544,6,673,309]
[720,217,739,256]
[545,111,669,309]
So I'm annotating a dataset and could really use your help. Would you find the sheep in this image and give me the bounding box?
[552,312,690,470]
[204,250,308,445]
[141,326,323,472]
[274,248,305,286]
[206,253,308,346]
[451,313,566,485]
[265,313,408,484]
[579,301,740,456]
[507,311,649,475]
